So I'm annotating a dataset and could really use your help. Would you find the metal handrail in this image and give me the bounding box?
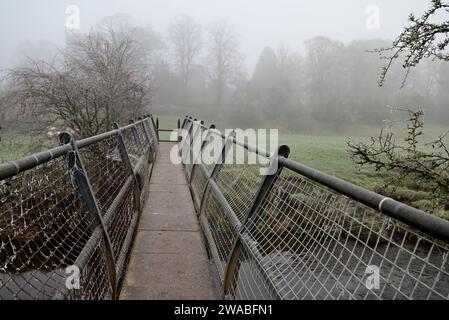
[182,116,449,245]
[0,119,149,180]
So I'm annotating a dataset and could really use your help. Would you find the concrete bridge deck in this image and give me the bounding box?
[120,143,220,300]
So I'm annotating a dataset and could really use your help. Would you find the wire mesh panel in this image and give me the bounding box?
[0,118,158,300]
[78,136,129,216]
[145,117,159,154]
[181,117,449,301]
[0,156,111,300]
[214,143,265,224]
[188,131,224,209]
[196,136,272,296]
[121,127,143,170]
[229,168,449,300]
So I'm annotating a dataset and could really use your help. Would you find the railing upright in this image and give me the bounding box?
[223,145,290,299]
[198,130,236,217]
[189,124,215,185]
[129,119,144,155]
[57,132,118,299]
[149,115,160,143]
[112,122,142,211]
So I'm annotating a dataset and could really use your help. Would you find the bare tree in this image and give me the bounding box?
[375,0,449,86]
[167,15,203,104]
[348,1,449,213]
[206,21,242,107]
[4,18,154,137]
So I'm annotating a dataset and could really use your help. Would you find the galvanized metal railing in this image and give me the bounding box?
[179,116,449,300]
[0,115,159,300]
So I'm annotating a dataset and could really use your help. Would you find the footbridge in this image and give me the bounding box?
[1,115,449,300]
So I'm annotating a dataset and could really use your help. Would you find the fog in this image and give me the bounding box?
[1,0,448,134]
[0,0,429,70]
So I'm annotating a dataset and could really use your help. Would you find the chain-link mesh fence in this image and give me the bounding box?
[180,117,449,301]
[0,117,157,300]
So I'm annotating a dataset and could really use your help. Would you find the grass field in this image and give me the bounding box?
[0,131,51,164]
[154,114,448,189]
[2,114,448,216]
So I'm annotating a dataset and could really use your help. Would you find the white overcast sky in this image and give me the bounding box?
[0,0,431,70]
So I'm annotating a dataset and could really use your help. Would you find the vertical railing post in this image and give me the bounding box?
[188,120,204,171]
[181,118,196,166]
[138,117,151,147]
[181,116,193,148]
[145,115,158,155]
[112,122,142,211]
[189,124,215,185]
[223,145,290,298]
[149,115,159,143]
[180,115,188,130]
[188,119,199,165]
[177,118,181,142]
[58,132,118,300]
[198,130,236,216]
[129,119,144,156]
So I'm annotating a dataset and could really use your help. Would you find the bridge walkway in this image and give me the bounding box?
[120,143,220,300]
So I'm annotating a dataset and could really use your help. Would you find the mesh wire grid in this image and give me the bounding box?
[0,119,158,300]
[226,168,449,300]
[0,156,112,300]
[181,118,449,301]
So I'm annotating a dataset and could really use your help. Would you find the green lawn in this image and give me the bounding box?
[153,115,183,141]
[280,133,386,190]
[3,115,448,217]
[0,131,52,163]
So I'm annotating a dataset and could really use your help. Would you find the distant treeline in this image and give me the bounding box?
[2,14,449,133]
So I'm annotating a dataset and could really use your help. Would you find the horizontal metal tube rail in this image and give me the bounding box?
[279,156,449,244]
[184,120,273,159]
[0,119,149,181]
[183,116,449,245]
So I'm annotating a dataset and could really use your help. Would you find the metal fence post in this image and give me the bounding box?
[138,117,154,162]
[223,145,290,298]
[198,130,236,216]
[138,117,151,147]
[129,119,144,155]
[187,118,199,165]
[149,115,160,143]
[181,118,196,165]
[58,132,118,300]
[145,115,158,156]
[180,115,188,130]
[189,124,215,185]
[188,120,204,172]
[112,122,142,211]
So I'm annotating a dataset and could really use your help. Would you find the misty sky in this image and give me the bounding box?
[0,0,431,70]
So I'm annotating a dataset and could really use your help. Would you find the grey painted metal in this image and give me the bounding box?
[112,122,142,211]
[183,117,272,159]
[183,116,449,245]
[129,120,144,155]
[223,145,290,298]
[198,130,236,217]
[57,132,118,299]
[279,156,449,244]
[138,117,151,147]
[0,119,148,180]
[149,115,160,143]
[189,124,216,185]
